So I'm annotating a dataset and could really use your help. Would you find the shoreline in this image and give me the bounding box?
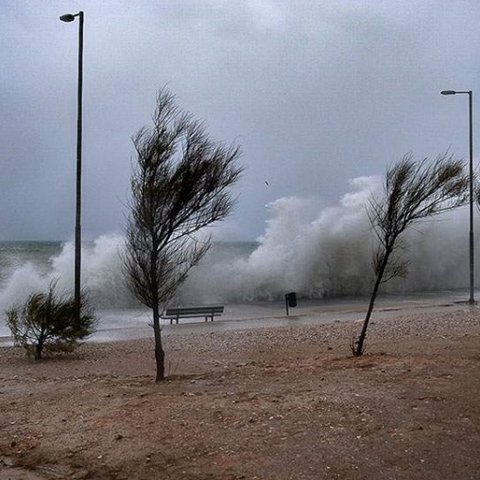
[1,303,479,370]
[0,289,472,347]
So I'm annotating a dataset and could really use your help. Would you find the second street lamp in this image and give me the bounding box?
[60,11,84,322]
[441,89,475,304]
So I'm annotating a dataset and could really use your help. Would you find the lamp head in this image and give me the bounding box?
[441,90,457,95]
[59,13,76,22]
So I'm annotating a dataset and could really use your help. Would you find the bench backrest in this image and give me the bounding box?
[164,305,224,316]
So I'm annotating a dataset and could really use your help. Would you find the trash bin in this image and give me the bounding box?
[286,292,297,308]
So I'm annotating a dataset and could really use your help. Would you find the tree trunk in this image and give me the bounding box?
[34,340,43,360]
[355,249,391,356]
[152,302,165,382]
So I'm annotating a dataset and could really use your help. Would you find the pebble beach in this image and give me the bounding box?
[1,305,479,479]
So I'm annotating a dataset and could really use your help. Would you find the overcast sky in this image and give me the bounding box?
[1,0,479,241]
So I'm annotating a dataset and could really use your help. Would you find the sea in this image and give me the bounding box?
[0,239,260,340]
[0,179,476,341]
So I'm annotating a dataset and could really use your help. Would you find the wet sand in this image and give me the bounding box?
[92,289,471,342]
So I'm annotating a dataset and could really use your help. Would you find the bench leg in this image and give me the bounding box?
[170,319,173,325]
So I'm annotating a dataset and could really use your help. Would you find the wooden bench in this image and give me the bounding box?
[161,305,224,324]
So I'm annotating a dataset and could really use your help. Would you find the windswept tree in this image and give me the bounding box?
[354,153,468,356]
[6,283,96,360]
[124,90,242,382]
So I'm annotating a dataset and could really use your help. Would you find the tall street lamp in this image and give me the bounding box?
[441,89,475,304]
[60,11,84,321]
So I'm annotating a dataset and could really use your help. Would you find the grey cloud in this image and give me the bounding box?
[1,0,479,240]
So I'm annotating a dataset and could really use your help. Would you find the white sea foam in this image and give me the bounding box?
[0,175,474,313]
[0,235,133,313]
[182,175,472,302]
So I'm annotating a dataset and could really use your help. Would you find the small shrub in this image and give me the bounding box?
[6,283,96,359]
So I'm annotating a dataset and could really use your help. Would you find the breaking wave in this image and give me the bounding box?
[0,175,474,311]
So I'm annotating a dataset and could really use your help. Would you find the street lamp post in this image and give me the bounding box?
[441,89,475,304]
[60,11,84,322]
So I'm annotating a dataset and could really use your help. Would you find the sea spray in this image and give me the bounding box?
[181,176,381,302]
[0,235,135,313]
[165,176,474,301]
[0,176,475,313]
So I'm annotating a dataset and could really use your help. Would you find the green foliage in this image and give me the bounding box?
[6,283,96,359]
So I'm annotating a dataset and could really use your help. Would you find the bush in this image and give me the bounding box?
[6,283,96,359]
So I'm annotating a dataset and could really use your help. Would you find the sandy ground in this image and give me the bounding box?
[0,306,479,480]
